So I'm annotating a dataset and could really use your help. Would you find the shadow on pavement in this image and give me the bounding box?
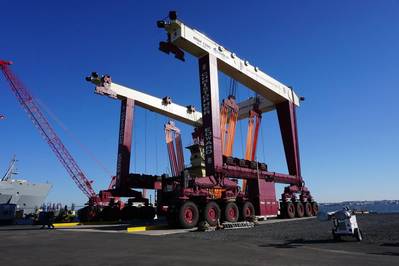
[381,243,399,247]
[0,226,47,231]
[261,239,399,257]
[259,238,341,249]
[369,252,399,256]
[76,225,128,231]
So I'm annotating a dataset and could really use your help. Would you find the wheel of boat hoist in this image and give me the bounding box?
[140,206,156,220]
[285,202,296,219]
[295,202,305,218]
[178,201,199,229]
[100,206,120,221]
[166,206,178,228]
[78,206,98,222]
[224,202,239,223]
[120,206,138,221]
[312,202,319,216]
[304,202,313,217]
[204,201,221,226]
[240,201,255,221]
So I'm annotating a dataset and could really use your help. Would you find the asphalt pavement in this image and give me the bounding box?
[0,213,397,265]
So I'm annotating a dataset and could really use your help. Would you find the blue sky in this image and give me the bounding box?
[0,0,398,205]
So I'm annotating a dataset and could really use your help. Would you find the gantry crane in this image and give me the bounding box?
[85,73,261,193]
[1,11,317,227]
[84,11,318,228]
[85,73,274,181]
[155,11,318,227]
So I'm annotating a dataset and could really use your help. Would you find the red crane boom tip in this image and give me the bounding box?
[0,60,13,66]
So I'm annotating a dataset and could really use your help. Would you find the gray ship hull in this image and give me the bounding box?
[0,180,52,214]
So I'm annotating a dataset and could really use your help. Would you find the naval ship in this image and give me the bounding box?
[0,156,52,214]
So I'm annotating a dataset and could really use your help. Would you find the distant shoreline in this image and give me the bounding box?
[319,200,399,214]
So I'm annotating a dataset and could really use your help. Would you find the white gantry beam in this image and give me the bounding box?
[92,80,274,127]
[162,19,300,107]
[237,96,275,120]
[94,82,202,127]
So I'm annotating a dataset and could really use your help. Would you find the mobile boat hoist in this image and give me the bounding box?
[84,11,318,228]
[156,11,319,227]
[1,11,318,228]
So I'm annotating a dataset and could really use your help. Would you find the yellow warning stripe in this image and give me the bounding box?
[127,225,168,232]
[53,222,80,228]
[53,221,120,227]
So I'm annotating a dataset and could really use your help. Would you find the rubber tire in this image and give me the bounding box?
[203,201,221,226]
[304,202,313,217]
[354,228,363,241]
[166,207,178,228]
[78,206,99,222]
[312,202,319,216]
[285,202,296,219]
[140,206,156,220]
[295,202,305,218]
[100,206,120,221]
[120,206,138,220]
[240,201,255,221]
[178,201,199,229]
[224,202,239,223]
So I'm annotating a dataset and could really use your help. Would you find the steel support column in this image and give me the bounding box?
[198,54,222,176]
[276,100,302,181]
[115,98,134,191]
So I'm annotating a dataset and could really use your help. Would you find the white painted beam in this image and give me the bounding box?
[94,82,275,126]
[237,96,275,120]
[94,83,202,127]
[164,20,300,106]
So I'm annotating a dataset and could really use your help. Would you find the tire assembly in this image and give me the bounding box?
[281,200,319,219]
[312,202,319,215]
[224,202,239,222]
[285,202,296,219]
[178,201,199,229]
[240,201,255,221]
[77,205,100,222]
[99,206,121,221]
[120,206,138,220]
[295,202,304,218]
[203,201,221,226]
[304,202,313,217]
[139,206,156,220]
[166,205,178,227]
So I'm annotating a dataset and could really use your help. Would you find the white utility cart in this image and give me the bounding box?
[318,208,363,241]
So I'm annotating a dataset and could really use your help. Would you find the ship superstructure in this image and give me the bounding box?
[0,156,52,214]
